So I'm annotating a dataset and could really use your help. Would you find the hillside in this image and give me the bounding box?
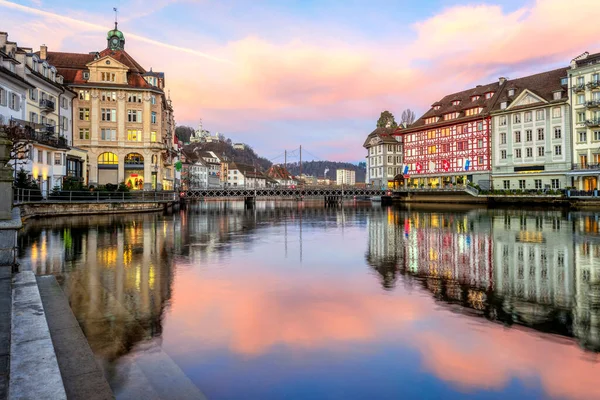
[285,161,365,182]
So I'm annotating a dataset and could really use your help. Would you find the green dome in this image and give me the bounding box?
[107,29,124,40]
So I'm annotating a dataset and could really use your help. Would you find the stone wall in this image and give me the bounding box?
[20,202,166,220]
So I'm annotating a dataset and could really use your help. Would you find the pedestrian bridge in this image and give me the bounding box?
[182,186,390,199]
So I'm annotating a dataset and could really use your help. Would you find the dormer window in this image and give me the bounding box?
[471,95,480,102]
[485,92,494,99]
[553,91,562,100]
[425,117,438,124]
[465,107,483,116]
[101,72,116,82]
[500,101,507,109]
[452,100,460,106]
[83,71,90,80]
[508,89,515,96]
[433,105,440,110]
[560,77,568,86]
[443,112,459,121]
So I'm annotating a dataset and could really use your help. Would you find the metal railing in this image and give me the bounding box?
[39,99,55,112]
[572,163,600,171]
[13,188,177,204]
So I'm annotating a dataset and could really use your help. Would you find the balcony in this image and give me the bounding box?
[572,163,600,171]
[585,100,600,108]
[6,121,68,149]
[574,83,587,92]
[588,81,600,90]
[39,98,55,113]
[585,119,600,127]
[40,124,55,135]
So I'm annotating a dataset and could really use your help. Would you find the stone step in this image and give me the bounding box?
[9,271,66,400]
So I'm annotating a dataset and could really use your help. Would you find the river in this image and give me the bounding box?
[16,201,600,399]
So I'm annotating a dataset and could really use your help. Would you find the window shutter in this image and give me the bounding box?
[15,96,20,111]
[0,89,6,106]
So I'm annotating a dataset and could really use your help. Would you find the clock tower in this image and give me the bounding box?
[107,22,125,51]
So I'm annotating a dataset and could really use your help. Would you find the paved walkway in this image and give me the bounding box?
[0,266,11,399]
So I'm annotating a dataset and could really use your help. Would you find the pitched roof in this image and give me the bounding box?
[490,67,569,112]
[403,81,503,133]
[44,52,96,69]
[573,51,600,67]
[363,127,400,147]
[266,165,293,180]
[98,49,146,73]
[229,162,265,178]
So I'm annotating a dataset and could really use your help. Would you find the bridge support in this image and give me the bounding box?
[244,196,256,208]
[324,195,342,207]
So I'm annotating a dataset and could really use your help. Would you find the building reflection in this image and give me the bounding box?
[366,208,600,352]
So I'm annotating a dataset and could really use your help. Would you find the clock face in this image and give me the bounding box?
[111,37,119,46]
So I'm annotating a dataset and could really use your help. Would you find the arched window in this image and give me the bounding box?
[98,152,118,165]
[124,153,144,165]
[151,154,158,164]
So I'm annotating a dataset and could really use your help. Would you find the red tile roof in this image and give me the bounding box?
[266,165,293,180]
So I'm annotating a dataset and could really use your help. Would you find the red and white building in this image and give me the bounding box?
[394,80,506,189]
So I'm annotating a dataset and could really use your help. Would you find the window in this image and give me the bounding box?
[443,112,459,120]
[452,100,460,106]
[514,114,521,123]
[127,129,142,141]
[551,179,560,189]
[433,105,440,110]
[62,116,68,130]
[554,145,562,156]
[54,153,62,165]
[579,131,587,142]
[526,147,533,158]
[553,92,561,100]
[471,95,480,101]
[594,131,600,141]
[425,117,437,124]
[46,151,51,165]
[499,116,507,126]
[465,107,482,116]
[593,74,600,83]
[61,97,67,109]
[535,179,542,189]
[519,180,526,189]
[478,156,484,165]
[554,127,562,139]
[29,88,37,101]
[128,93,142,103]
[551,107,562,119]
[100,128,117,141]
[83,71,89,80]
[526,130,533,141]
[537,146,544,157]
[101,91,116,102]
[151,111,157,124]
[98,152,118,165]
[536,110,545,120]
[29,112,38,123]
[151,95,156,105]
[37,150,43,163]
[78,108,89,121]
[561,77,568,86]
[578,94,585,105]
[151,131,157,142]
[508,89,515,96]
[78,90,90,101]
[503,180,510,189]
[127,110,142,122]
[101,72,116,82]
[477,139,483,148]
[537,128,544,141]
[79,128,89,139]
[578,77,585,85]
[524,111,532,122]
[515,131,521,143]
[514,148,521,158]
[485,92,494,99]
[501,150,507,159]
[500,132,506,144]
[8,93,20,111]
[101,108,116,122]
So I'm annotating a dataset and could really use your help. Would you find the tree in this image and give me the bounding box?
[376,111,397,129]
[400,109,416,126]
[175,125,195,144]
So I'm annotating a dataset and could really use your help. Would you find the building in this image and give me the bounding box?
[44,23,177,190]
[336,169,355,185]
[567,52,600,191]
[490,69,571,191]
[227,162,267,187]
[233,143,246,150]
[363,127,403,188]
[396,80,504,189]
[1,32,82,193]
[266,165,296,187]
[190,120,223,144]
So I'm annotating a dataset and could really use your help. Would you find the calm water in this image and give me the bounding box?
[16,201,600,400]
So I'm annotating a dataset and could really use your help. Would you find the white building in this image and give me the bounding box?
[363,127,403,188]
[0,32,29,125]
[227,162,267,187]
[233,143,246,150]
[567,51,600,191]
[336,169,355,185]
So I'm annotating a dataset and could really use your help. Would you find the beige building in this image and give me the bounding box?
[45,24,176,190]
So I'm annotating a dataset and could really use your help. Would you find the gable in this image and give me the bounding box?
[86,55,129,71]
[506,89,547,110]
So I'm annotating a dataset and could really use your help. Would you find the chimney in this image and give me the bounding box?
[0,32,7,46]
[40,44,47,60]
[499,77,506,85]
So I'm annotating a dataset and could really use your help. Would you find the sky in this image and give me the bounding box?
[2,0,600,163]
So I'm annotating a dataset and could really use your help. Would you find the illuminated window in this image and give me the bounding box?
[78,90,90,101]
[151,131,157,142]
[79,108,89,121]
[124,153,144,164]
[127,129,142,141]
[79,128,89,140]
[101,72,116,82]
[101,91,117,102]
[98,152,118,165]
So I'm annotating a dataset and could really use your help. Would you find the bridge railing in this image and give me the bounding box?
[13,188,177,205]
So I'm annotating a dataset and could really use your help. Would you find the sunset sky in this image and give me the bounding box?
[2,0,600,162]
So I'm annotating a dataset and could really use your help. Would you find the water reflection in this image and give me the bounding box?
[16,202,600,399]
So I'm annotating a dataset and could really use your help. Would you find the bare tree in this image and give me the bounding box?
[400,109,416,126]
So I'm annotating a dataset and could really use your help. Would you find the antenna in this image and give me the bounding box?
[113,7,118,29]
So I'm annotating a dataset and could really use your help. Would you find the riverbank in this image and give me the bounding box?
[18,201,178,221]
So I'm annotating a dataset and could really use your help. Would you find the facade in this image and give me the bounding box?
[0,32,29,125]
[363,127,403,188]
[227,162,267,187]
[396,81,503,189]
[491,69,571,191]
[44,24,176,190]
[567,52,600,191]
[336,169,355,185]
